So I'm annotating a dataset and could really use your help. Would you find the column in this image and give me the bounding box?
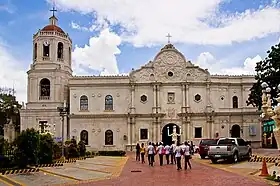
[186,84,190,112]
[157,118,161,142]
[227,85,231,108]
[241,85,244,108]
[206,83,211,106]
[63,115,67,140]
[131,85,135,114]
[153,85,157,113]
[127,117,131,145]
[153,119,157,142]
[156,84,161,113]
[181,84,186,113]
[131,117,136,144]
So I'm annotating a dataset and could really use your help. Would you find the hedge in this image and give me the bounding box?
[98,151,126,156]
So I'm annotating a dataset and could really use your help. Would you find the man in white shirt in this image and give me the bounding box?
[164,144,170,164]
[170,141,176,164]
[147,142,155,166]
[157,142,164,166]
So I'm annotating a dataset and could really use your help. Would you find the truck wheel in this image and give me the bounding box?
[246,151,252,160]
[211,158,217,164]
[232,153,238,163]
[200,155,206,159]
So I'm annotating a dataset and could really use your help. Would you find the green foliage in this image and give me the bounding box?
[13,128,40,168]
[66,138,79,158]
[247,43,280,109]
[38,133,54,164]
[53,142,62,159]
[97,151,126,156]
[78,141,86,157]
[0,93,22,135]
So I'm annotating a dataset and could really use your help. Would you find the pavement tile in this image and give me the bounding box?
[6,172,72,186]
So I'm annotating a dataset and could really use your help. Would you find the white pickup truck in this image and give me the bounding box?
[208,138,252,164]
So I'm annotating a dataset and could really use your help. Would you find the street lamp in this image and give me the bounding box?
[57,100,68,159]
[261,82,280,151]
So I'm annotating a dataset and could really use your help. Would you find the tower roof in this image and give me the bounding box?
[41,24,65,34]
[41,6,65,34]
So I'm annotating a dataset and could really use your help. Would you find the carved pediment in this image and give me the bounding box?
[130,44,209,83]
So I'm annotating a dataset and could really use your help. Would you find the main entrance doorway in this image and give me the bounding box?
[231,124,241,138]
[162,123,180,145]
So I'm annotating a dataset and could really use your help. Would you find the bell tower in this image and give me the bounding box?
[21,6,72,138]
[27,7,72,107]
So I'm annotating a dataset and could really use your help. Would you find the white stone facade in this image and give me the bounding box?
[20,15,262,151]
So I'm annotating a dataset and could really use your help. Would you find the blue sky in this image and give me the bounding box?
[0,0,280,102]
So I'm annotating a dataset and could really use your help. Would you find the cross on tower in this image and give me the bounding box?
[166,33,172,43]
[50,6,57,16]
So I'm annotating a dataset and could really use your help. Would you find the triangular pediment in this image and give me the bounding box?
[130,44,210,83]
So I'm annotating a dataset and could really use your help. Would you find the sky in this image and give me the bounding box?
[0,0,280,103]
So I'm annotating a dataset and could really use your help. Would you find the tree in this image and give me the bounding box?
[247,42,280,110]
[14,128,40,168]
[0,93,22,136]
[38,133,54,164]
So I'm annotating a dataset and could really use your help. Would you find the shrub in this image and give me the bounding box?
[38,133,54,164]
[13,128,40,168]
[85,151,91,156]
[78,141,86,157]
[98,151,126,156]
[66,138,79,158]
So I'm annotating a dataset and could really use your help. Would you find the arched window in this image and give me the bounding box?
[34,43,37,60]
[80,95,88,111]
[232,96,238,108]
[57,42,64,59]
[105,95,113,110]
[80,130,88,145]
[69,47,71,62]
[105,130,113,145]
[43,43,50,57]
[39,78,50,99]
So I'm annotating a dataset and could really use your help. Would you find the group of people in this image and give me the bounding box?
[135,141,193,170]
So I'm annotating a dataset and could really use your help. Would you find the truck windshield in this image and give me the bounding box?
[218,139,235,145]
[200,139,218,145]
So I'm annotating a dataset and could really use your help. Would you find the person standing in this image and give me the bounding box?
[136,143,140,161]
[170,141,176,164]
[140,143,146,164]
[181,141,192,170]
[147,142,155,166]
[157,142,164,166]
[164,143,170,164]
[174,142,182,170]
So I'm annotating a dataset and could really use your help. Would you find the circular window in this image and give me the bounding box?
[140,95,147,103]
[195,94,201,102]
[168,71,173,77]
[221,97,224,100]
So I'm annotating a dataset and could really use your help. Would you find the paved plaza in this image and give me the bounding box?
[0,151,278,186]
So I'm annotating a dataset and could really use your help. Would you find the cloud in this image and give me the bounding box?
[0,1,16,14]
[0,40,27,103]
[72,28,121,75]
[50,0,280,46]
[195,52,262,75]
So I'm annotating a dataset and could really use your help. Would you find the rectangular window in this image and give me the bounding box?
[194,127,202,138]
[167,92,175,104]
[140,129,148,140]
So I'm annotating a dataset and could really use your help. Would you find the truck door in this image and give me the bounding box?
[237,138,247,155]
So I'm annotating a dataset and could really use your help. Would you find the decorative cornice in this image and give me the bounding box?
[68,81,255,87]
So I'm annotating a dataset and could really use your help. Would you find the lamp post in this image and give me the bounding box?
[57,100,68,159]
[261,82,280,150]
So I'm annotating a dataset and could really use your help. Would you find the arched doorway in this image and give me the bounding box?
[162,123,180,145]
[231,124,241,138]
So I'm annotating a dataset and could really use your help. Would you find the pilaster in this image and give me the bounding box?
[186,84,190,112]
[130,84,136,114]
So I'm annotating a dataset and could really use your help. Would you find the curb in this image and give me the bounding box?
[249,155,280,163]
[35,163,63,167]
[39,168,81,181]
[54,160,76,164]
[1,168,39,175]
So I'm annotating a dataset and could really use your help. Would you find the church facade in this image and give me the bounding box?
[20,14,262,150]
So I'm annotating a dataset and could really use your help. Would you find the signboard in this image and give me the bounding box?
[54,137,62,142]
[249,124,257,136]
